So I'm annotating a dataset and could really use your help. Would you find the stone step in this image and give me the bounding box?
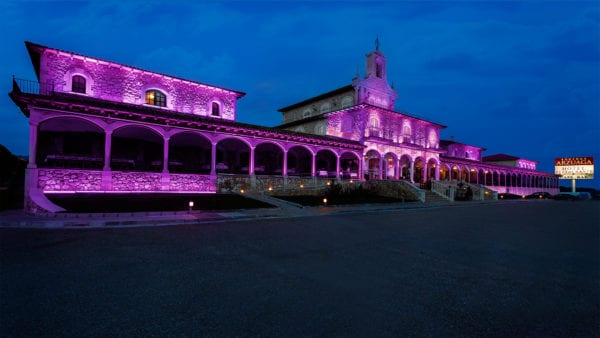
[424,191,453,204]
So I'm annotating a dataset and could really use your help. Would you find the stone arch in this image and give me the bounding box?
[320,102,332,114]
[383,152,398,179]
[287,145,312,176]
[111,125,164,172]
[468,167,478,183]
[400,155,412,180]
[215,137,250,174]
[414,157,426,183]
[451,165,460,181]
[340,151,360,179]
[439,163,450,181]
[365,149,382,180]
[460,166,469,182]
[168,131,212,173]
[254,141,284,175]
[63,67,95,96]
[316,149,337,177]
[37,116,105,169]
[341,96,354,108]
[427,158,438,181]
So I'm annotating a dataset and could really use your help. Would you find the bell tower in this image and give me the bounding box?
[353,37,398,110]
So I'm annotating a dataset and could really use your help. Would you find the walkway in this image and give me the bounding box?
[0,196,492,228]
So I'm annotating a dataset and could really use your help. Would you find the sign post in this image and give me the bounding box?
[554,157,594,192]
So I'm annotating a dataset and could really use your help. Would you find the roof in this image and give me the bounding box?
[482,154,520,162]
[440,139,486,151]
[278,85,354,112]
[277,103,447,129]
[24,41,246,98]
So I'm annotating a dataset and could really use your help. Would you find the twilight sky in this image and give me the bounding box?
[1,1,598,188]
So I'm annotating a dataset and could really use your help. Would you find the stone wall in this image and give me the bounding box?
[281,89,354,124]
[39,48,238,120]
[38,169,102,191]
[111,172,162,191]
[169,174,215,192]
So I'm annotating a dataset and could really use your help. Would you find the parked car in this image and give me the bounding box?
[525,192,553,199]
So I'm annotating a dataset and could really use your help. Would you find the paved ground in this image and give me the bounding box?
[1,200,598,336]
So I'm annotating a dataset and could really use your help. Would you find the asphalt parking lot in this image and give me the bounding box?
[1,201,598,336]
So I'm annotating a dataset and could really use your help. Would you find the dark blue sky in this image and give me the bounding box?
[1,1,598,188]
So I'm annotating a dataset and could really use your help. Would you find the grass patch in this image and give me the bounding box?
[47,193,275,213]
[275,183,416,206]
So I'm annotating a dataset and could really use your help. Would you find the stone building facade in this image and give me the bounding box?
[10,41,558,212]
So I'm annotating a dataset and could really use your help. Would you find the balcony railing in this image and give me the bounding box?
[12,77,54,96]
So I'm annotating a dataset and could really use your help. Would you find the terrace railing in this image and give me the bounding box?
[12,77,54,96]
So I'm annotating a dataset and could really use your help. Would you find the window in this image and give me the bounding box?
[342,116,353,132]
[211,102,220,116]
[316,124,326,135]
[376,63,382,78]
[302,110,311,118]
[341,96,353,108]
[72,75,86,94]
[403,125,411,143]
[320,103,331,114]
[145,90,166,107]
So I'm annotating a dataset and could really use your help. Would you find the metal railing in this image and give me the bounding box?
[431,180,455,201]
[12,77,54,95]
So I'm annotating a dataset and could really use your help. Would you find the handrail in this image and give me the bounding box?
[12,77,54,95]
[395,180,425,202]
[431,180,455,201]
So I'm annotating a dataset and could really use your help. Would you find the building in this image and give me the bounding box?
[9,41,558,212]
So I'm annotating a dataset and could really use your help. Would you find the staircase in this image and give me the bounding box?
[424,190,453,204]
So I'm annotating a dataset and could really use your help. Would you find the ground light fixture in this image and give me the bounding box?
[188,200,194,212]
[323,198,328,206]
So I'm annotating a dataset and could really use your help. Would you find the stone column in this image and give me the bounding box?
[103,130,112,171]
[210,142,217,176]
[410,160,415,183]
[423,162,428,183]
[335,154,341,179]
[282,150,288,176]
[249,146,255,175]
[435,163,440,181]
[28,123,38,169]
[311,153,316,177]
[162,137,169,173]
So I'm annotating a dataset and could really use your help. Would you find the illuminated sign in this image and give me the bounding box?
[554,157,594,179]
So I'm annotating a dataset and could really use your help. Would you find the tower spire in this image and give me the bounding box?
[375,36,380,51]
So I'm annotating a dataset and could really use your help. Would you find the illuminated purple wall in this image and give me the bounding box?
[37,45,241,120]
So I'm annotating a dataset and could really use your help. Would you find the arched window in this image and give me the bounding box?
[376,63,382,78]
[403,125,411,143]
[145,90,166,107]
[369,117,379,128]
[211,102,220,116]
[72,75,86,94]
[302,110,311,118]
[341,96,353,108]
[320,103,331,114]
